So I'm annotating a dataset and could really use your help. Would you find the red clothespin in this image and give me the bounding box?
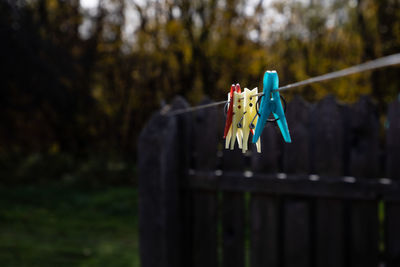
[224,84,242,149]
[223,84,235,138]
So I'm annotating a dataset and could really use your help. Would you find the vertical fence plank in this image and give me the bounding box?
[385,203,400,267]
[282,96,311,267]
[312,95,345,267]
[222,101,245,267]
[350,96,380,178]
[250,124,281,267]
[283,95,310,173]
[222,146,246,267]
[138,96,190,267]
[283,199,311,267]
[350,201,379,267]
[385,98,400,267]
[250,194,279,267]
[251,124,281,173]
[192,189,219,267]
[171,97,196,267]
[222,190,245,267]
[387,97,400,179]
[348,96,379,267]
[191,98,220,267]
[192,98,220,170]
[311,95,344,175]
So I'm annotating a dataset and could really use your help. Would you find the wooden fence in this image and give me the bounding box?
[138,94,400,267]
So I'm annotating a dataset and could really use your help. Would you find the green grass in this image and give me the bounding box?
[0,184,140,267]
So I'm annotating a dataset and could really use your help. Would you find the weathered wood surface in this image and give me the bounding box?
[282,96,311,267]
[251,122,281,172]
[138,96,190,267]
[311,95,344,175]
[222,191,245,267]
[191,98,220,170]
[283,95,310,173]
[191,98,220,267]
[222,132,246,267]
[250,194,279,267]
[192,190,218,267]
[350,96,380,178]
[385,98,400,267]
[349,96,379,267]
[251,115,281,267]
[312,95,345,267]
[188,171,399,199]
[171,97,196,266]
[283,199,311,267]
[349,200,378,267]
[387,98,400,179]
[138,94,400,267]
[386,202,400,267]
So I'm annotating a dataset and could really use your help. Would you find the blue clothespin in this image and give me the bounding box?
[252,71,291,143]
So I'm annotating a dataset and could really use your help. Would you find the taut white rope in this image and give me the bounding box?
[166,53,400,116]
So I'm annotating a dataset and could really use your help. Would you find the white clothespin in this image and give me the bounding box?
[242,88,261,153]
[230,90,244,150]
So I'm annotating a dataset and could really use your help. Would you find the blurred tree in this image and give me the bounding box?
[0,0,399,162]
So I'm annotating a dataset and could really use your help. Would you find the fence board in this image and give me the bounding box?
[283,199,311,267]
[350,96,380,178]
[192,190,218,267]
[171,97,196,266]
[315,200,344,267]
[222,141,246,267]
[282,96,311,267]
[386,203,400,267]
[222,192,245,267]
[252,124,281,172]
[312,95,345,267]
[349,96,379,267]
[311,95,344,174]
[191,98,220,267]
[387,97,400,179]
[250,123,281,267]
[137,94,400,267]
[385,98,400,267]
[250,194,279,267]
[192,98,220,170]
[138,96,190,267]
[188,171,397,199]
[350,200,379,267]
[283,95,310,173]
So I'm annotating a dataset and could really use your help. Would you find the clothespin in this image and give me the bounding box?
[252,71,291,143]
[223,84,235,149]
[230,85,244,150]
[242,87,261,153]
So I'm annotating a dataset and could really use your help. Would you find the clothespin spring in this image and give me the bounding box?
[255,94,287,123]
[223,101,230,118]
[237,111,247,128]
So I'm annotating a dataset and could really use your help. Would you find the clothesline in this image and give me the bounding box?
[165,53,400,116]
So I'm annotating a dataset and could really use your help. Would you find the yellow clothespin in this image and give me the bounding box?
[242,88,261,153]
[230,90,244,150]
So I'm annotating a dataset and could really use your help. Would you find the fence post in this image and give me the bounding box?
[138,96,190,267]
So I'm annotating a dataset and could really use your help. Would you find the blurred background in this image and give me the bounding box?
[0,0,399,266]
